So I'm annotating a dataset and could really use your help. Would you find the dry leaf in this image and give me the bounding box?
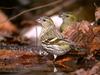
[0,10,17,33]
[63,20,94,48]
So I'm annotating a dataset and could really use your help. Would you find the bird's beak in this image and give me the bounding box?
[36,18,41,23]
[59,12,65,18]
[59,14,65,18]
[36,19,43,26]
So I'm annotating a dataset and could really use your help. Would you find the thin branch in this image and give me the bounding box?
[0,0,63,25]
[45,0,77,16]
[0,7,17,9]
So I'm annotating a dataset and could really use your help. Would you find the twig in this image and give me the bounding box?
[0,0,63,25]
[0,7,17,9]
[44,0,77,16]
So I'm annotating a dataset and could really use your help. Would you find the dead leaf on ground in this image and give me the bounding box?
[0,10,17,33]
[63,20,94,48]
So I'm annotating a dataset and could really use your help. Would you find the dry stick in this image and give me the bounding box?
[0,7,17,9]
[45,0,77,16]
[0,0,62,25]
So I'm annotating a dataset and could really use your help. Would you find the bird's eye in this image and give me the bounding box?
[66,15,69,17]
[43,19,46,21]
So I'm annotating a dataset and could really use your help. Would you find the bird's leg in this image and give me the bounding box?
[54,67,57,72]
[53,64,58,72]
[51,54,58,72]
[53,54,57,62]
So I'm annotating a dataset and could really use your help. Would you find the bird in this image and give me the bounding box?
[36,16,75,61]
[42,37,72,60]
[37,16,63,41]
[59,12,77,32]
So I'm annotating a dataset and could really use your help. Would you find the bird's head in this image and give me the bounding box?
[37,16,54,28]
[59,12,77,22]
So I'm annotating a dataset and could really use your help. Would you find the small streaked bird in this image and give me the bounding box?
[37,16,74,60]
[59,12,77,32]
[37,16,63,41]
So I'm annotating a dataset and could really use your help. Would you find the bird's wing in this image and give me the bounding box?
[42,44,67,55]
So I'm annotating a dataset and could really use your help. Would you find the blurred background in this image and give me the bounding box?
[0,0,100,23]
[0,0,100,75]
[0,0,99,39]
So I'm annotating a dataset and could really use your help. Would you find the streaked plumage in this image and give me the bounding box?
[37,16,63,41]
[37,16,74,60]
[42,38,71,55]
